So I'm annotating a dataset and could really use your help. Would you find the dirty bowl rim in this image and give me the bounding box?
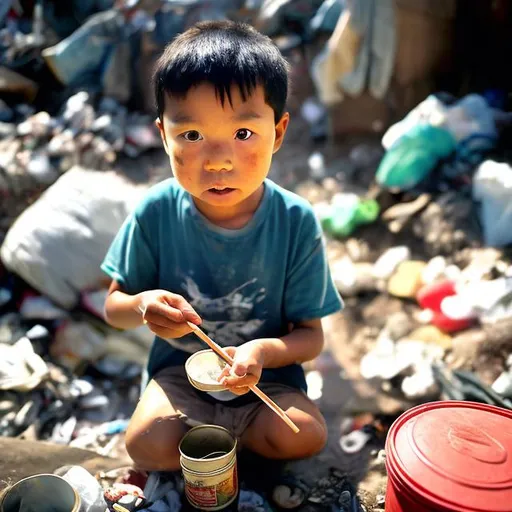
[185,349,226,390]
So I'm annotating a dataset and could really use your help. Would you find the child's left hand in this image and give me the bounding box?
[218,341,265,395]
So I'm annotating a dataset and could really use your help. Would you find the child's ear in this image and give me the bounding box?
[155,118,170,155]
[273,112,290,154]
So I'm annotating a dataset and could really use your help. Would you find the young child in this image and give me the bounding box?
[102,20,343,472]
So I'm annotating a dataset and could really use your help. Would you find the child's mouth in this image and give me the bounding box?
[208,187,235,195]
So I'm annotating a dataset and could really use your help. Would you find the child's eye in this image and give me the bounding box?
[235,129,253,141]
[182,130,203,142]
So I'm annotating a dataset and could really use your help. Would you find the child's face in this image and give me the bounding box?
[156,83,289,219]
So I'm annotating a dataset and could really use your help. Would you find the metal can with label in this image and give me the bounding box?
[179,425,238,511]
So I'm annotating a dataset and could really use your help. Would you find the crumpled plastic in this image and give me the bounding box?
[42,9,142,88]
[360,336,444,381]
[473,160,512,247]
[0,336,49,391]
[379,94,499,190]
[376,124,456,191]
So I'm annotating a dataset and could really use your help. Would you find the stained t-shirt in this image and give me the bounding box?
[101,178,343,396]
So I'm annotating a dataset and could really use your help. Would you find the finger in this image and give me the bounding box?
[228,386,250,396]
[218,366,232,381]
[223,347,237,358]
[143,310,181,329]
[230,361,248,377]
[222,373,259,389]
[144,302,186,325]
[146,322,191,339]
[164,294,201,324]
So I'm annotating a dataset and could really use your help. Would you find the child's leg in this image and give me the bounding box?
[125,379,189,471]
[126,368,214,471]
[240,391,327,460]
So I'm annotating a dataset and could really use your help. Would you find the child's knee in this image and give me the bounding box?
[303,416,328,455]
[275,415,327,458]
[253,412,327,460]
[125,417,187,471]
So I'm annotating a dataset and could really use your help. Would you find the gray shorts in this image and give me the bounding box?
[153,366,306,438]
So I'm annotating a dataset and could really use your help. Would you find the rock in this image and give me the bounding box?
[272,484,306,509]
[318,477,331,488]
[387,261,427,298]
[407,326,452,350]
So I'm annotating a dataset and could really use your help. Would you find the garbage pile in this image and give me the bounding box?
[294,92,512,414]
[0,294,152,455]
[0,93,160,234]
[0,163,151,458]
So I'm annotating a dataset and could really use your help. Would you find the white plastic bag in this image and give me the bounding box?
[1,166,146,308]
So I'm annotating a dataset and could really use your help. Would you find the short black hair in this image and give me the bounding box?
[153,20,289,124]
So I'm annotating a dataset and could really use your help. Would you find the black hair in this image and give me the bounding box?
[153,20,289,124]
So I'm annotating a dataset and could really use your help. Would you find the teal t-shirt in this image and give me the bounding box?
[101,178,343,393]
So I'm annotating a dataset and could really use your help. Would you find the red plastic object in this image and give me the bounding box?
[385,401,512,512]
[417,280,457,311]
[430,310,474,333]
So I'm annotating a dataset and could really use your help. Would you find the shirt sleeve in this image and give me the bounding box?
[101,210,158,294]
[284,210,343,323]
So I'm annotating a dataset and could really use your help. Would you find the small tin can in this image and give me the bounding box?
[179,425,238,511]
[0,474,81,512]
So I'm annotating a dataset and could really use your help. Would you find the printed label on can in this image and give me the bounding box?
[184,463,238,510]
[186,485,218,508]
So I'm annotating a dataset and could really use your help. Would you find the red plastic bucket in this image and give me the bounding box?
[385,401,512,511]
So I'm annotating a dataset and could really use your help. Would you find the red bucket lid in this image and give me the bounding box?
[386,401,512,511]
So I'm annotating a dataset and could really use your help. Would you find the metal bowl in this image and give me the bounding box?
[185,349,228,392]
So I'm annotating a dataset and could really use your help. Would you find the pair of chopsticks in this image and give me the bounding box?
[186,321,300,434]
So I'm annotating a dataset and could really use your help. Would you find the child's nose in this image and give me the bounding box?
[204,143,233,172]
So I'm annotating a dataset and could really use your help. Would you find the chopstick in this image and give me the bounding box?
[186,322,300,434]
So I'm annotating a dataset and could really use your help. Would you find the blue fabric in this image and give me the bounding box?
[341,0,396,100]
[309,0,345,34]
[42,9,135,87]
[102,178,343,393]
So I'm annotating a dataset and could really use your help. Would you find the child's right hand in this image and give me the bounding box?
[136,290,201,338]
